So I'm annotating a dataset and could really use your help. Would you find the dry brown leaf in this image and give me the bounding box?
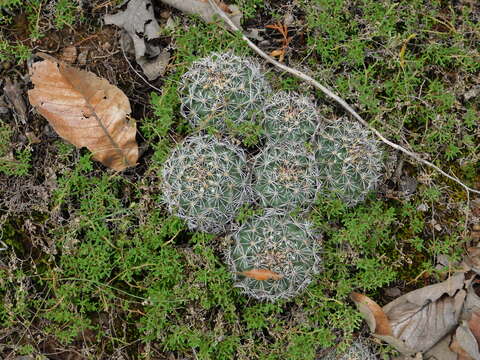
[424,333,458,360]
[450,313,480,360]
[352,273,467,355]
[4,77,28,124]
[463,275,480,318]
[28,55,138,171]
[159,0,242,30]
[104,0,169,80]
[468,311,480,343]
[464,247,480,274]
[350,292,392,336]
[239,269,284,281]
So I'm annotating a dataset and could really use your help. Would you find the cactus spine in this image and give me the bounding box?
[262,91,320,142]
[226,211,322,301]
[253,141,318,210]
[315,119,382,206]
[162,135,251,233]
[179,52,271,132]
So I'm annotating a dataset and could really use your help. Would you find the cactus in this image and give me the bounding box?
[253,142,318,209]
[262,91,320,142]
[161,135,251,233]
[315,119,383,206]
[179,52,271,132]
[226,211,322,301]
[321,339,377,360]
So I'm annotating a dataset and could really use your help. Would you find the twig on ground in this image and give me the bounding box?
[206,0,480,198]
[120,40,163,93]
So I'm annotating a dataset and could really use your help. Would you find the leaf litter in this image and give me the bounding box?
[28,53,138,171]
[104,0,170,80]
[159,0,242,30]
[351,246,480,359]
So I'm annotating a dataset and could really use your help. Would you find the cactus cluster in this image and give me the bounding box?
[161,135,250,234]
[161,51,385,301]
[315,119,383,206]
[226,211,322,301]
[253,142,318,210]
[262,91,320,142]
[179,52,270,132]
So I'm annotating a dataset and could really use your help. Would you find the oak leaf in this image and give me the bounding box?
[351,273,466,354]
[28,55,138,171]
[450,313,480,360]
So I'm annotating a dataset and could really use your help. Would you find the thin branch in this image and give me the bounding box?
[119,39,163,93]
[206,0,480,196]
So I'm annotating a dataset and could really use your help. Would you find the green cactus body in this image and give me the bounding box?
[253,142,318,209]
[262,91,320,142]
[226,211,322,301]
[162,135,251,233]
[315,119,382,206]
[180,52,271,132]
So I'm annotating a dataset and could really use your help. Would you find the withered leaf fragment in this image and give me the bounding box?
[104,0,169,80]
[239,269,284,281]
[351,273,466,354]
[450,312,480,360]
[28,55,138,171]
[160,0,242,30]
[4,77,28,124]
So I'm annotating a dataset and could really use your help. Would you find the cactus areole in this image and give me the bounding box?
[162,135,251,233]
[227,211,322,301]
[315,119,383,206]
[180,52,271,132]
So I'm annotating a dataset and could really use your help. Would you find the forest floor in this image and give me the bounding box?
[0,0,479,359]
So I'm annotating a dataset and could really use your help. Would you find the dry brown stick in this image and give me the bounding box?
[206,0,480,196]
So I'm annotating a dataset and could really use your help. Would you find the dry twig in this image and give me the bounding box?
[206,0,480,197]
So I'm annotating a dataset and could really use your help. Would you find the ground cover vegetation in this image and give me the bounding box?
[0,0,479,359]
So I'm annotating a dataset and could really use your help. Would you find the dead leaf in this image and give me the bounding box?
[450,313,480,360]
[105,0,169,80]
[424,334,458,360]
[239,269,284,281]
[137,47,170,80]
[59,46,77,64]
[265,22,292,63]
[468,311,480,343]
[269,49,285,62]
[4,77,28,124]
[28,55,138,171]
[160,0,242,31]
[352,273,467,354]
[464,247,480,274]
[350,292,392,336]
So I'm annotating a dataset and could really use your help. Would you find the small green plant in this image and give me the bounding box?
[179,51,271,134]
[233,0,265,20]
[0,35,31,63]
[262,91,320,142]
[162,134,251,233]
[226,210,322,301]
[315,119,382,206]
[0,120,30,176]
[0,0,22,25]
[53,0,78,29]
[253,141,318,209]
